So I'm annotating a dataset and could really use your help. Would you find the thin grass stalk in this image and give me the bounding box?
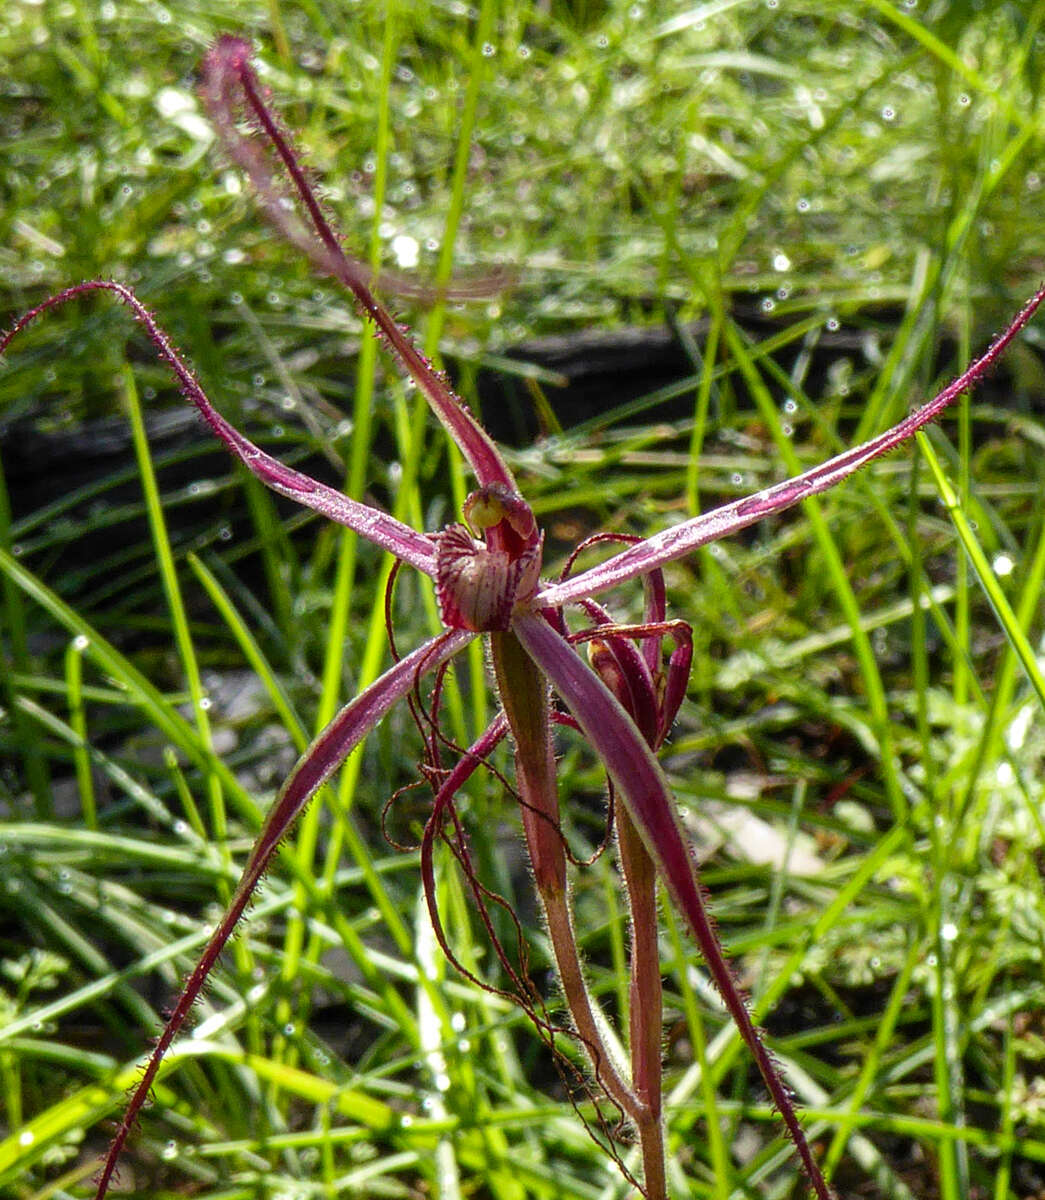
[993,1018,1018,1200]
[662,902,731,1196]
[0,451,52,816]
[63,636,96,830]
[722,318,907,821]
[122,364,229,851]
[822,935,922,1180]
[916,430,1045,711]
[856,122,1035,441]
[678,824,909,1107]
[684,289,722,517]
[188,552,305,744]
[861,0,1041,133]
[958,496,1045,825]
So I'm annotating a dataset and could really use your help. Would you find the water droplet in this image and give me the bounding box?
[450,1011,466,1032]
[161,1139,178,1160]
[518,44,530,58]
[481,42,495,57]
[392,234,419,269]
[772,251,790,272]
[72,634,90,651]
[958,93,970,107]
[283,1022,296,1036]
[881,106,895,121]
[796,197,809,212]
[826,317,840,332]
[760,297,776,313]
[940,922,958,943]
[731,472,744,486]
[993,553,1014,576]
[198,697,212,712]
[783,399,798,414]
[18,1130,34,1147]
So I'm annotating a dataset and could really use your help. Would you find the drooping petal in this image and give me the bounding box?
[200,37,519,495]
[512,610,834,1200]
[91,627,474,1200]
[536,284,1045,610]
[420,712,509,965]
[0,282,439,577]
[199,38,501,305]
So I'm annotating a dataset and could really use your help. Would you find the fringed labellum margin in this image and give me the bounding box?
[435,485,543,632]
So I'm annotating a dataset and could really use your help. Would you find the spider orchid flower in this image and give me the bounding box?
[3,36,1043,1200]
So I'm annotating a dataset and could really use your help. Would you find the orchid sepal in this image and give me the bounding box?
[0,282,440,578]
[535,280,1045,610]
[90,626,473,1200]
[200,36,519,496]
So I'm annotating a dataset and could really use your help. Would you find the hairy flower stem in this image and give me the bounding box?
[490,632,652,1145]
[617,800,666,1198]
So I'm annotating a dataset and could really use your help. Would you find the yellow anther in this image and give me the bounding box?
[464,489,508,533]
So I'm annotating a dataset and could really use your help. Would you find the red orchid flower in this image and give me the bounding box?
[3,37,1043,1200]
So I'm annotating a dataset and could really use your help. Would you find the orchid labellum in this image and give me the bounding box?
[3,36,1043,1200]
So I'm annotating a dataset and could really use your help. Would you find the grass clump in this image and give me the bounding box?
[2,3,1045,1199]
